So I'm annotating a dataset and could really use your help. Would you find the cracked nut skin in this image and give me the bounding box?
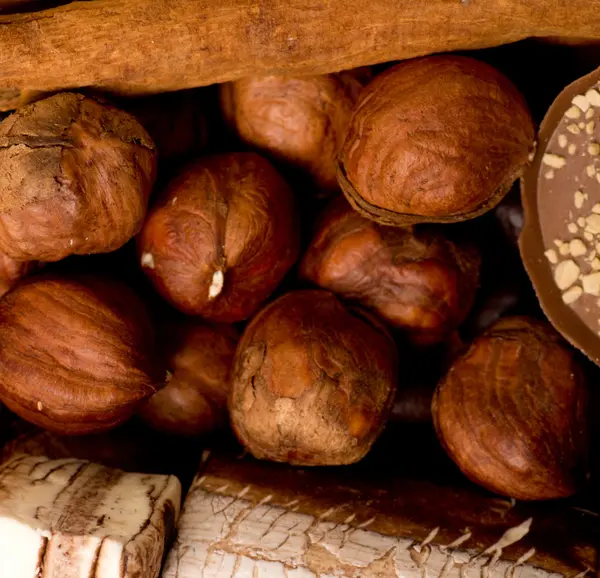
[220,71,366,198]
[138,152,300,322]
[0,251,37,298]
[139,319,239,437]
[229,290,398,466]
[337,55,535,226]
[432,316,589,500]
[300,197,480,346]
[0,274,164,434]
[0,92,157,262]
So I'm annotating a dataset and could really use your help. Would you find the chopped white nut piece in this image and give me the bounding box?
[208,269,224,300]
[568,223,579,234]
[554,260,580,290]
[588,250,597,261]
[587,108,596,119]
[567,124,581,134]
[586,88,600,107]
[587,214,600,233]
[542,153,567,169]
[140,252,155,269]
[587,165,597,177]
[578,217,587,227]
[558,134,568,148]
[597,173,600,184]
[588,121,597,135]
[566,105,582,119]
[589,143,600,155]
[592,258,600,271]
[573,94,591,112]
[582,271,600,295]
[568,143,577,155]
[575,190,586,208]
[554,239,564,247]
[580,122,586,129]
[544,249,558,264]
[544,170,554,179]
[586,231,595,242]
[0,455,181,578]
[570,239,587,257]
[563,286,583,304]
[559,244,571,256]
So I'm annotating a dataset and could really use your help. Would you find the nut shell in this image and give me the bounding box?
[139,320,238,436]
[220,72,364,197]
[138,152,300,322]
[0,92,157,262]
[0,251,36,298]
[229,290,398,466]
[0,274,163,434]
[432,316,589,500]
[300,197,480,345]
[337,55,534,226]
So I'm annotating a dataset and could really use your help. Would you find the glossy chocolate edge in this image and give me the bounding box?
[520,66,600,365]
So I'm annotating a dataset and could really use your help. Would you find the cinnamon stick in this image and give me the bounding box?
[1,0,600,110]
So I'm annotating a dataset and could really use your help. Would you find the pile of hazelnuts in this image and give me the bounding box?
[0,55,588,502]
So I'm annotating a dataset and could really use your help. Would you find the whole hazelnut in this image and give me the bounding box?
[139,319,238,436]
[0,251,37,298]
[0,274,163,434]
[300,197,480,346]
[220,71,366,198]
[229,290,398,466]
[138,152,300,322]
[337,55,535,226]
[0,92,157,262]
[432,316,589,500]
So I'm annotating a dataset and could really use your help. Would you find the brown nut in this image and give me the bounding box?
[300,197,480,345]
[0,92,157,262]
[0,251,37,298]
[432,316,589,500]
[139,320,238,437]
[229,290,398,466]
[0,274,164,435]
[138,152,300,322]
[220,71,365,198]
[337,55,535,226]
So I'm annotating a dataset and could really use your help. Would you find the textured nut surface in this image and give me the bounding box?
[0,274,163,434]
[0,251,36,298]
[0,93,157,262]
[337,55,534,226]
[138,152,300,322]
[229,290,398,466]
[432,317,589,500]
[139,319,238,437]
[220,71,365,197]
[300,197,480,345]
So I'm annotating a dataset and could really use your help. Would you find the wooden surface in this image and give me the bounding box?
[1,0,600,110]
[163,430,600,578]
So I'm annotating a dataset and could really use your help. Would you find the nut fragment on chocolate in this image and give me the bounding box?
[521,69,600,364]
[0,455,180,578]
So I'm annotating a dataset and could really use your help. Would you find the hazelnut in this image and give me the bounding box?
[0,274,163,434]
[0,93,157,262]
[0,251,37,298]
[220,71,366,198]
[139,319,238,437]
[337,55,535,226]
[138,152,300,322]
[300,197,480,346]
[432,317,589,500]
[127,89,208,162]
[229,290,398,466]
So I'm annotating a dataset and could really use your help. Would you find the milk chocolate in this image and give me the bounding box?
[521,67,600,364]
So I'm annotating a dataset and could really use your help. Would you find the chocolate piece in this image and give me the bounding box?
[521,67,600,364]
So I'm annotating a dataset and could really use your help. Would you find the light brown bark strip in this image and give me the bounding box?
[1,0,600,110]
